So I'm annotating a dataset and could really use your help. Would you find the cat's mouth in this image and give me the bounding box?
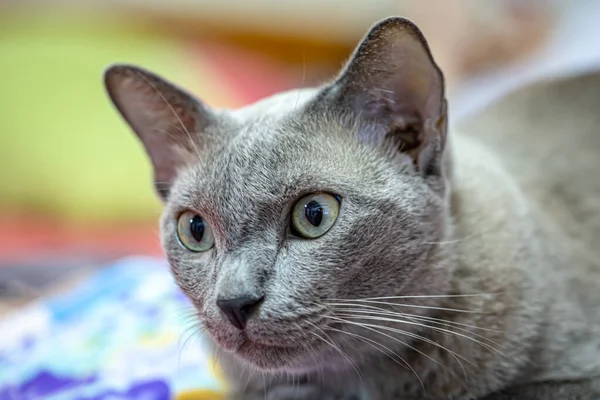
[238,337,296,350]
[236,339,313,370]
[205,315,338,371]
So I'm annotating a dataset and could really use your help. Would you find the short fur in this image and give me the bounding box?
[104,17,600,400]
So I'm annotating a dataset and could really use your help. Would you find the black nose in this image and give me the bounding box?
[216,296,263,330]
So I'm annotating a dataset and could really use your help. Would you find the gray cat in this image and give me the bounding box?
[104,17,600,400]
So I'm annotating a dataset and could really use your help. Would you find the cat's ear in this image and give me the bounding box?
[104,64,214,201]
[327,17,447,175]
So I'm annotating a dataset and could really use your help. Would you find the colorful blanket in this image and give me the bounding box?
[0,257,225,400]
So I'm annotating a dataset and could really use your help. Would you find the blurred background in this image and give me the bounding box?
[1,0,599,309]
[2,1,600,398]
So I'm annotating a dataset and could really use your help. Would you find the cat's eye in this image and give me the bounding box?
[291,193,341,239]
[177,211,215,252]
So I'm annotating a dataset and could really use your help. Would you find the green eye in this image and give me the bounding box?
[177,211,215,252]
[291,193,341,239]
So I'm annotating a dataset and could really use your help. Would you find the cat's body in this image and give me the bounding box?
[104,18,600,399]
[455,73,600,396]
[215,77,600,400]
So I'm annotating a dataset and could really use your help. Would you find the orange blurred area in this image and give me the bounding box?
[0,213,163,263]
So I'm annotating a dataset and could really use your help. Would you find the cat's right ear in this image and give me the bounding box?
[104,64,214,201]
[319,17,447,176]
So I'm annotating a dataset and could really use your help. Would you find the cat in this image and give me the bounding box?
[104,17,600,400]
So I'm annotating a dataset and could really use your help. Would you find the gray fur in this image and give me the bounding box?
[104,17,600,400]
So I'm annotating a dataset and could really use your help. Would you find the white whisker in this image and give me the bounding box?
[294,322,324,386]
[335,293,501,301]
[293,53,307,114]
[328,300,481,314]
[424,219,503,245]
[324,325,426,393]
[177,325,200,369]
[332,304,501,335]
[324,325,410,370]
[305,321,363,381]
[327,315,470,381]
[335,313,506,359]
[333,306,502,358]
[152,127,197,159]
[242,366,252,393]
[326,315,455,370]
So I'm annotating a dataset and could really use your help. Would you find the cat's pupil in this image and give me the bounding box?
[305,200,324,226]
[190,216,205,242]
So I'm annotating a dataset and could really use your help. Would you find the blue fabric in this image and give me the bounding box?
[0,257,223,399]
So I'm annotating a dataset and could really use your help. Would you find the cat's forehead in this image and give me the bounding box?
[169,102,386,211]
[188,124,351,204]
[232,88,320,121]
[166,86,410,216]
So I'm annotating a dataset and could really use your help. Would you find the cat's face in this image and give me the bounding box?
[105,17,451,372]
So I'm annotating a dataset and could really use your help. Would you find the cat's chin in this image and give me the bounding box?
[234,339,317,372]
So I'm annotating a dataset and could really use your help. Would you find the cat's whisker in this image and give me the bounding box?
[327,314,470,381]
[323,325,427,393]
[332,307,502,353]
[177,324,203,369]
[293,53,307,114]
[305,321,364,382]
[424,231,491,245]
[306,330,363,382]
[338,313,475,370]
[213,345,224,379]
[169,124,203,160]
[325,315,460,368]
[327,300,482,314]
[180,322,199,339]
[334,313,507,359]
[152,127,197,161]
[325,315,454,392]
[307,339,325,386]
[331,304,502,333]
[179,308,198,316]
[241,364,253,393]
[176,309,200,323]
[294,321,325,385]
[178,317,201,340]
[401,314,502,346]
[323,325,411,370]
[335,293,502,301]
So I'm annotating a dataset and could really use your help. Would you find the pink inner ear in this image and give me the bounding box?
[336,18,444,126]
[120,75,197,138]
[105,65,207,199]
[328,18,446,175]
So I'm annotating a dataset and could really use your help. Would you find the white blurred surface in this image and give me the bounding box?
[452,0,600,123]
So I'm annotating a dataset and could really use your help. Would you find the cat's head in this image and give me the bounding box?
[105,17,451,372]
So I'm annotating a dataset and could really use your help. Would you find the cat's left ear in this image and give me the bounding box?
[104,65,216,201]
[325,17,447,175]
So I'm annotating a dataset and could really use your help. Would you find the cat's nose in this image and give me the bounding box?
[216,295,263,330]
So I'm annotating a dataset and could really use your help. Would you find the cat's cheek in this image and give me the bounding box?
[165,251,212,305]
